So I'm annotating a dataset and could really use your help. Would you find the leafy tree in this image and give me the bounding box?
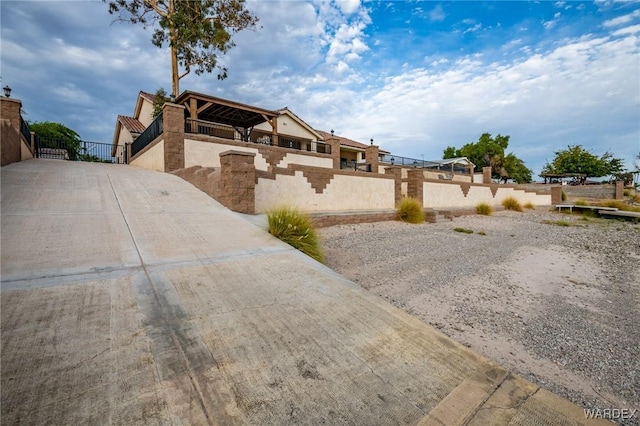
[541,145,626,181]
[443,133,532,183]
[152,87,171,118]
[29,121,82,161]
[106,0,259,98]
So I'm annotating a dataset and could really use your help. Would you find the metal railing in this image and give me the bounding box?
[381,154,469,174]
[185,118,332,155]
[34,135,124,163]
[20,116,31,144]
[132,114,163,157]
[185,118,237,139]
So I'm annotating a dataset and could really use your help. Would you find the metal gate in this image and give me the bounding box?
[34,135,126,164]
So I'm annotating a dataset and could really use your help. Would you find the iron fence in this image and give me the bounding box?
[35,135,124,163]
[20,116,31,144]
[132,114,163,157]
[381,154,469,174]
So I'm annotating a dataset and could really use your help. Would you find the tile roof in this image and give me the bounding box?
[316,130,368,150]
[118,115,146,134]
[139,91,157,103]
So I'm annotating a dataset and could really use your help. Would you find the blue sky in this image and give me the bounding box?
[2,0,639,178]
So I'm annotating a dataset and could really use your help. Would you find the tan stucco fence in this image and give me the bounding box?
[130,132,555,215]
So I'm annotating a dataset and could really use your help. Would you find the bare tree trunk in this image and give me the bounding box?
[169,0,179,98]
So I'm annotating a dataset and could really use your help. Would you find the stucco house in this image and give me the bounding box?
[111,90,391,169]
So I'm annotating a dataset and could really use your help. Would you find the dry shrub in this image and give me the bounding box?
[502,197,523,212]
[476,202,493,215]
[397,197,424,224]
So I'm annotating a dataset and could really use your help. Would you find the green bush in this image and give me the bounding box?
[523,202,535,210]
[476,202,493,215]
[502,197,523,212]
[397,197,424,224]
[561,191,567,201]
[574,199,588,206]
[267,207,323,262]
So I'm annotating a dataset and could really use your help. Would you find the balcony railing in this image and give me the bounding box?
[132,114,163,157]
[381,154,469,174]
[185,118,331,155]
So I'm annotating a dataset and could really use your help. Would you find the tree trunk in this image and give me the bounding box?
[169,0,179,98]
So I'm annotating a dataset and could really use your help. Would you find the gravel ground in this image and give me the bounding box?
[320,209,640,425]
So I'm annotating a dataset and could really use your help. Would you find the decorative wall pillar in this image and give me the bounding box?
[162,102,185,172]
[365,144,379,173]
[483,166,492,184]
[615,180,624,200]
[325,137,341,169]
[219,150,256,214]
[385,167,403,205]
[407,169,424,206]
[550,186,563,205]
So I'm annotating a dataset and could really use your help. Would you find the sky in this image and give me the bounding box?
[1,0,639,178]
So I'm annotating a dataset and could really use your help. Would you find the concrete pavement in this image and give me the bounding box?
[1,159,610,425]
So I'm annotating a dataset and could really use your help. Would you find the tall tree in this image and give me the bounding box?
[541,145,626,181]
[106,0,259,98]
[443,133,532,183]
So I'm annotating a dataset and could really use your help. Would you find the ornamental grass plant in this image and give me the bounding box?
[396,197,424,224]
[502,197,523,212]
[267,207,323,263]
[476,202,493,215]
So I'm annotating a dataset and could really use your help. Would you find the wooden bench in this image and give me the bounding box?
[556,204,618,214]
[597,210,640,220]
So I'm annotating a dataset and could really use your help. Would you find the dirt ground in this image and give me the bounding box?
[320,209,640,422]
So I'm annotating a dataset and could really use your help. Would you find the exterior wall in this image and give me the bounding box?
[184,138,333,171]
[278,153,333,168]
[131,139,165,171]
[254,114,317,140]
[255,171,395,213]
[422,181,551,208]
[185,139,266,170]
[1,98,33,166]
[138,100,155,127]
[422,170,471,183]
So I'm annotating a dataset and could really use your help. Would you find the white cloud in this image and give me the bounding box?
[612,24,640,35]
[603,9,640,26]
[335,0,361,16]
[429,5,446,22]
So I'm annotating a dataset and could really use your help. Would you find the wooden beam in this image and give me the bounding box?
[197,102,213,114]
[190,98,197,122]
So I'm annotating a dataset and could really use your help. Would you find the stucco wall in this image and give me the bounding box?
[131,139,165,171]
[423,181,551,208]
[138,101,155,128]
[278,153,333,168]
[255,172,395,213]
[184,139,268,170]
[254,114,316,140]
[184,139,334,171]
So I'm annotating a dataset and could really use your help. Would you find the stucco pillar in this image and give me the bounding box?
[615,180,624,200]
[407,169,424,207]
[219,150,256,214]
[365,144,379,173]
[162,102,185,172]
[385,166,402,205]
[483,166,492,184]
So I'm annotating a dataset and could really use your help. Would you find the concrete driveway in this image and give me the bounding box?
[1,159,609,425]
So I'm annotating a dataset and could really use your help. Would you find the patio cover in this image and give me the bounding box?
[175,91,279,140]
